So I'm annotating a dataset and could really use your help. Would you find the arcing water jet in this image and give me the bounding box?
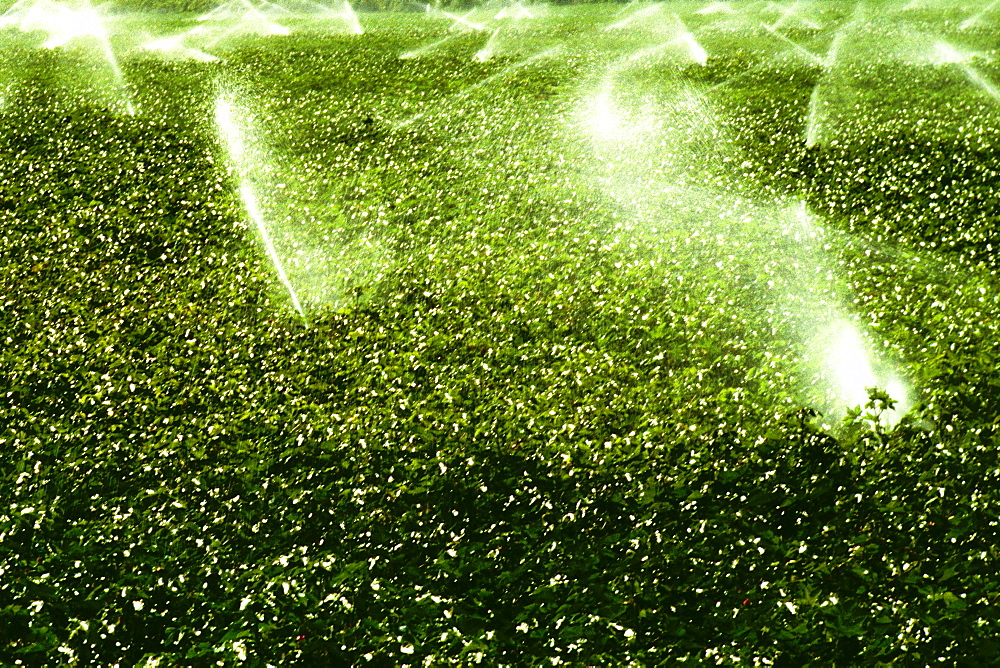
[215,95,308,325]
[959,0,999,30]
[761,23,824,67]
[930,41,1000,104]
[576,43,913,425]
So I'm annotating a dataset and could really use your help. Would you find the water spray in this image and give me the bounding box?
[4,0,135,114]
[576,45,913,425]
[395,44,563,128]
[960,64,1000,103]
[695,2,735,16]
[604,3,664,32]
[474,28,501,62]
[766,0,820,32]
[804,84,824,147]
[340,0,363,35]
[215,95,309,326]
[930,41,1000,103]
[141,35,219,62]
[959,0,999,30]
[440,8,489,32]
[494,2,533,20]
[399,31,465,59]
[761,23,824,67]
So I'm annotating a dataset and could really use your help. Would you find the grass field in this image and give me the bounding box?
[3,1,1000,664]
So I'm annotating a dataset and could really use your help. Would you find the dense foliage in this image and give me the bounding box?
[3,3,1000,665]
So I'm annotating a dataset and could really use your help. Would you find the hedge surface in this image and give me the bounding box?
[3,5,1000,666]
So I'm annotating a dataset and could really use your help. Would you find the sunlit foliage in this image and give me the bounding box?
[2,1,1000,665]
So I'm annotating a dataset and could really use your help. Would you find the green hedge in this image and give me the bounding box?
[3,12,1000,665]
